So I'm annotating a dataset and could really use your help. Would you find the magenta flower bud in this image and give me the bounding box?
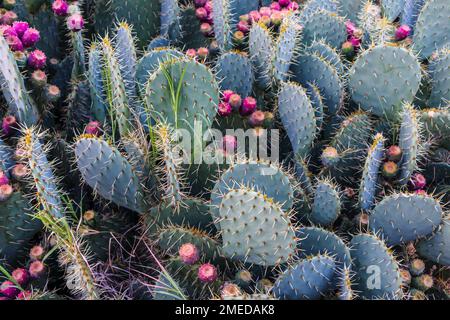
[239,96,257,116]
[259,7,272,17]
[410,173,426,190]
[237,20,250,33]
[204,1,212,14]
[12,164,29,181]
[278,0,291,7]
[270,2,281,11]
[287,2,299,10]
[178,243,200,265]
[229,93,242,110]
[12,21,28,37]
[12,268,29,286]
[415,189,427,196]
[260,15,271,27]
[341,41,354,56]
[249,10,261,23]
[186,48,197,58]
[221,90,234,102]
[2,115,17,136]
[222,135,237,154]
[194,0,208,7]
[28,49,47,69]
[67,13,84,31]
[0,171,9,186]
[200,22,213,36]
[395,24,411,41]
[386,145,402,162]
[345,20,357,36]
[0,184,13,201]
[197,47,209,59]
[196,7,208,20]
[1,11,18,25]
[30,245,45,260]
[0,281,19,298]
[198,263,218,283]
[52,0,69,16]
[218,102,232,117]
[6,35,23,51]
[85,121,101,136]
[248,110,265,127]
[349,36,361,47]
[3,26,17,37]
[21,27,40,47]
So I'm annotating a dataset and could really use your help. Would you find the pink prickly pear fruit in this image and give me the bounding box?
[186,48,197,58]
[270,2,281,11]
[12,268,29,286]
[321,146,339,167]
[0,184,13,202]
[271,11,284,26]
[395,25,411,41]
[221,282,242,298]
[29,245,45,260]
[229,93,242,110]
[0,171,9,186]
[178,243,200,265]
[287,2,299,10]
[0,281,19,298]
[31,69,48,87]
[28,260,46,278]
[218,102,232,117]
[259,15,271,27]
[415,189,427,196]
[27,49,46,69]
[239,96,257,116]
[345,20,357,36]
[12,21,28,37]
[222,135,237,154]
[6,35,23,51]
[278,0,291,7]
[198,263,218,283]
[197,47,209,59]
[259,7,272,17]
[341,41,354,57]
[248,110,265,127]
[204,1,212,14]
[237,20,250,33]
[1,10,17,25]
[409,259,425,276]
[21,27,40,47]
[194,0,208,7]
[410,173,426,190]
[2,25,17,37]
[45,85,61,103]
[248,10,261,23]
[200,22,213,36]
[386,145,402,162]
[221,90,234,102]
[52,0,69,16]
[382,161,398,178]
[12,164,29,180]
[85,121,102,136]
[196,7,208,20]
[349,36,361,48]
[67,13,84,31]
[2,115,17,136]
[233,31,245,45]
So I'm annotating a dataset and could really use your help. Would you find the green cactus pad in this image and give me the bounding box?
[350,233,402,299]
[212,0,233,51]
[412,0,450,59]
[348,45,422,121]
[428,49,450,108]
[304,40,345,76]
[419,108,450,149]
[278,82,317,158]
[310,179,341,226]
[381,0,404,21]
[398,104,421,185]
[0,192,42,265]
[216,51,254,97]
[273,254,336,299]
[297,226,352,268]
[369,193,443,246]
[169,6,210,49]
[249,22,274,90]
[74,137,147,213]
[219,187,297,266]
[292,53,343,115]
[300,10,347,49]
[417,218,450,266]
[340,0,364,22]
[299,0,339,20]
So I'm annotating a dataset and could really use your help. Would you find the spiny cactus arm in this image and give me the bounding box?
[212,0,233,51]
[88,43,108,123]
[0,36,39,126]
[248,22,274,90]
[310,179,341,227]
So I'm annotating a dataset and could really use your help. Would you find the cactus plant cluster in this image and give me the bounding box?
[0,0,449,301]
